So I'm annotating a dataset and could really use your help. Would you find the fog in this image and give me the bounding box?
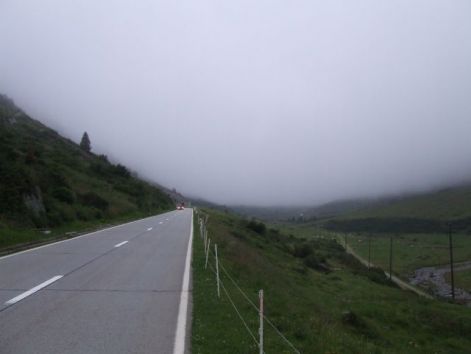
[1,1,471,206]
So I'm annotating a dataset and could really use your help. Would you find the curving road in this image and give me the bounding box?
[0,209,193,354]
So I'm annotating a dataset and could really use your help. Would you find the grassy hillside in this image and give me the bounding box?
[230,199,381,222]
[346,186,471,220]
[192,209,471,353]
[324,185,471,234]
[233,185,471,226]
[0,94,173,250]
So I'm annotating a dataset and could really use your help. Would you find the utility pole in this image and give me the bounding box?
[368,234,371,270]
[448,223,455,301]
[389,235,393,281]
[259,289,264,354]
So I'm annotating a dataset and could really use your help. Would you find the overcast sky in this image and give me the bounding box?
[1,1,471,206]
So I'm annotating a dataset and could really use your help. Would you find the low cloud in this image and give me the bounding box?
[1,0,470,205]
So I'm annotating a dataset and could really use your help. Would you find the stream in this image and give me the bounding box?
[409,261,471,305]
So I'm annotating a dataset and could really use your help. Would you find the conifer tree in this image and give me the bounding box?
[80,132,91,152]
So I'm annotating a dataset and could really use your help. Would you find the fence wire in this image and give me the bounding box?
[197,215,301,354]
[207,262,261,350]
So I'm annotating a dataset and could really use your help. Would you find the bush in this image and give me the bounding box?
[79,192,109,211]
[246,220,266,235]
[363,266,394,286]
[47,210,64,226]
[303,254,330,273]
[52,187,75,204]
[293,243,313,258]
[113,164,131,178]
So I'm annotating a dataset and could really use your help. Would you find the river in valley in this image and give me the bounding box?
[409,261,471,305]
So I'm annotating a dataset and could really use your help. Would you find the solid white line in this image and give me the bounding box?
[173,210,193,354]
[5,275,63,305]
[147,227,153,231]
[114,241,128,248]
[0,211,176,261]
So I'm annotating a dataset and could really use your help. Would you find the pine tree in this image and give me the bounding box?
[80,132,91,152]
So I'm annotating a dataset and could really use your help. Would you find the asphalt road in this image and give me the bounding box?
[0,209,193,354]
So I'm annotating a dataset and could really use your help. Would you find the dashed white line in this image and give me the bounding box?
[159,222,163,224]
[5,275,63,305]
[114,241,128,248]
[0,212,173,261]
[147,227,153,231]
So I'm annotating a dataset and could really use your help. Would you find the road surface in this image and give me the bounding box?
[0,209,193,354]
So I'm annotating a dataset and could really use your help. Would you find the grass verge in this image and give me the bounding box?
[0,209,169,255]
[192,209,471,353]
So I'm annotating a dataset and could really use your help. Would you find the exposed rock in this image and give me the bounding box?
[23,186,46,217]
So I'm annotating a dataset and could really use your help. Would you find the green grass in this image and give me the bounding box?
[0,94,173,249]
[341,233,471,277]
[0,210,158,253]
[282,222,471,295]
[445,269,471,293]
[276,222,327,239]
[346,186,471,221]
[192,209,471,353]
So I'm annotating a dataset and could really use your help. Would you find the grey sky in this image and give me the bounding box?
[1,0,471,206]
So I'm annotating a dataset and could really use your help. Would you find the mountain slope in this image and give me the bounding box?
[345,185,471,220]
[0,94,173,248]
[325,185,471,233]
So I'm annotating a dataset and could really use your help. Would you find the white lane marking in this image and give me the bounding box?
[5,275,63,305]
[0,211,176,261]
[147,227,153,231]
[166,218,169,221]
[114,241,128,248]
[159,222,163,224]
[173,209,193,354]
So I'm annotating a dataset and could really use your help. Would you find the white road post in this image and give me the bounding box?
[205,238,211,269]
[259,289,264,354]
[215,244,220,298]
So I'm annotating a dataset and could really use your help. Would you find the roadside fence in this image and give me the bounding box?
[194,209,301,354]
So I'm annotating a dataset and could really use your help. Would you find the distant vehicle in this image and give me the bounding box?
[176,204,184,210]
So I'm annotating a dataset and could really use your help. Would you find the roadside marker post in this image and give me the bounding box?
[205,238,211,269]
[215,244,220,298]
[259,289,264,354]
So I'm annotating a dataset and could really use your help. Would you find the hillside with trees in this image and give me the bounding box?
[0,94,173,250]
